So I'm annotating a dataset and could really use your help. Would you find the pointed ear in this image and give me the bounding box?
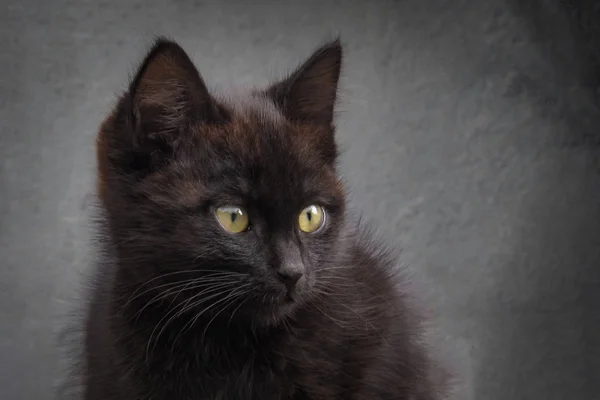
[267,39,342,126]
[128,38,222,147]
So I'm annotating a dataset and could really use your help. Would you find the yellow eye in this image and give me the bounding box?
[216,206,249,234]
[298,205,325,233]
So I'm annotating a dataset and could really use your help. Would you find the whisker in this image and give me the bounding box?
[313,280,357,288]
[181,284,253,336]
[308,299,346,329]
[227,295,251,328]
[160,275,245,303]
[145,282,239,359]
[150,279,249,349]
[200,286,253,341]
[128,274,239,310]
[134,279,241,320]
[169,285,253,350]
[310,290,391,346]
[315,266,357,271]
[315,277,394,307]
[125,270,244,306]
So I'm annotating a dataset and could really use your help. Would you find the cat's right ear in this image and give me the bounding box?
[266,39,342,127]
[125,38,222,148]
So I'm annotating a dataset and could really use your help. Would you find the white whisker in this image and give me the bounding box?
[145,282,239,360]
[201,285,253,341]
[125,270,244,306]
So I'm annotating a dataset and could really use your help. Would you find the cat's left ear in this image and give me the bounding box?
[127,38,222,147]
[267,39,342,127]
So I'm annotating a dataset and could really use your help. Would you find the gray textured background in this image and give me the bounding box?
[1,1,600,399]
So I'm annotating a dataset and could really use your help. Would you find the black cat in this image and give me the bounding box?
[83,37,448,399]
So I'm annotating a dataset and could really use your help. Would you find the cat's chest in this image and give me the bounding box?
[142,338,342,400]
[132,306,360,400]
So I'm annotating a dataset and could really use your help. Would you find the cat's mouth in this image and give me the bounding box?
[282,274,310,303]
[284,289,297,303]
[268,286,298,307]
[243,274,313,325]
[261,283,304,317]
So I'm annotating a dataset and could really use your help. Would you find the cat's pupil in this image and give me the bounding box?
[231,213,237,223]
[306,211,312,221]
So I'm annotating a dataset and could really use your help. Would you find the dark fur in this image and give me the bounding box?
[84,37,447,400]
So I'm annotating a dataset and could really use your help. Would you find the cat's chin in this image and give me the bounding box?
[249,292,306,327]
[256,303,299,327]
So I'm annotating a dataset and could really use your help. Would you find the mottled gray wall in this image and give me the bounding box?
[1,1,599,399]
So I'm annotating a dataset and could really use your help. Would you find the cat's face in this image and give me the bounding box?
[98,39,345,325]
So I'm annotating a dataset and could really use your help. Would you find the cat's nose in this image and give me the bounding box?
[272,239,305,290]
[276,265,304,290]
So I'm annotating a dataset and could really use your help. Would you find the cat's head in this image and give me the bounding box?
[97,38,346,326]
